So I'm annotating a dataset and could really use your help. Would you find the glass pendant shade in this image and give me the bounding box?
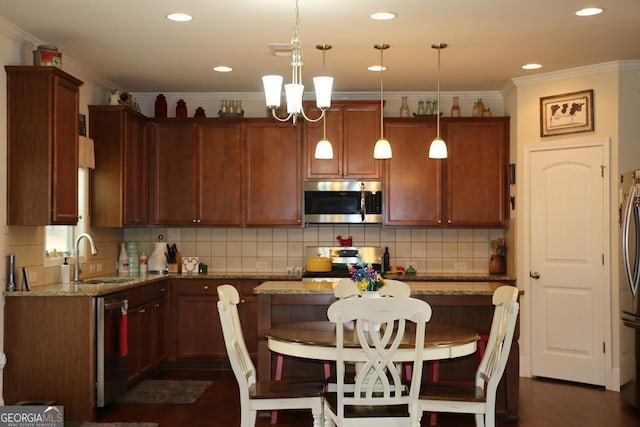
[313,76,333,109]
[284,83,304,114]
[263,75,283,107]
[428,137,448,159]
[314,138,334,159]
[374,138,392,159]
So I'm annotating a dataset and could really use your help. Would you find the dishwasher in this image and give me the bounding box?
[96,295,129,407]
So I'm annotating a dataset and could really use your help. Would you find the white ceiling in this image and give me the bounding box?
[1,0,639,93]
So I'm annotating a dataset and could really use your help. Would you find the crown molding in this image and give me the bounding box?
[511,61,640,88]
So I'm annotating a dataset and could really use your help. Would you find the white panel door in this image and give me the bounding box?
[529,144,606,385]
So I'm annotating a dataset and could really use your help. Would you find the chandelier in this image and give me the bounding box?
[373,43,392,159]
[428,43,448,159]
[262,0,333,126]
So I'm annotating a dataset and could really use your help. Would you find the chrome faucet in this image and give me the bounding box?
[73,232,98,282]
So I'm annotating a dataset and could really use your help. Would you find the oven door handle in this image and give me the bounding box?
[104,299,128,312]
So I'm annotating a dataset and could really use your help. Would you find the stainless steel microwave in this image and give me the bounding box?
[304,181,382,224]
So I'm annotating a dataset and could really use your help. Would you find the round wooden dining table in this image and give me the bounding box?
[266,321,480,363]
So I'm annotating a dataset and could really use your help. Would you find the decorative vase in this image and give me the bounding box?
[482,108,493,117]
[176,99,187,118]
[489,255,506,274]
[451,96,461,117]
[399,96,410,117]
[473,98,485,117]
[362,290,381,298]
[417,101,425,116]
[194,107,206,118]
[425,100,433,115]
[154,94,167,118]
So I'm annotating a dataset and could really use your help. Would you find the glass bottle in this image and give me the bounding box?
[235,100,243,115]
[417,101,425,116]
[451,96,461,117]
[400,96,410,117]
[425,100,433,115]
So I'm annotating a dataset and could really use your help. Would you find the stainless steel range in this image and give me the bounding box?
[303,246,382,284]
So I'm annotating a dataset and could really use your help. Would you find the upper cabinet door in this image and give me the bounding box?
[6,66,82,225]
[384,119,442,225]
[244,120,302,226]
[89,105,148,227]
[304,100,381,180]
[148,121,199,225]
[443,118,509,226]
[198,121,243,226]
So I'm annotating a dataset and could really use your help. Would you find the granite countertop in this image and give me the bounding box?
[4,271,515,297]
[255,280,519,296]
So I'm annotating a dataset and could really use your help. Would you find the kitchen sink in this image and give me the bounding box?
[77,277,134,284]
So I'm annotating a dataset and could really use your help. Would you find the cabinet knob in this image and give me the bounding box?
[159,288,166,293]
[139,308,146,314]
[240,299,245,303]
[447,219,452,224]
[204,285,209,290]
[192,219,197,223]
[155,303,160,308]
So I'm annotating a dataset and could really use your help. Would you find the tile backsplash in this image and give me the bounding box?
[125,225,505,275]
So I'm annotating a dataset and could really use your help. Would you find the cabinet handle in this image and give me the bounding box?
[155,303,160,308]
[159,288,166,293]
[204,285,209,290]
[240,299,245,303]
[139,308,146,314]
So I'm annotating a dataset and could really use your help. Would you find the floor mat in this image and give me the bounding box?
[115,379,212,404]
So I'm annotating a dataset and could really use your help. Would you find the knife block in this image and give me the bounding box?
[167,263,179,274]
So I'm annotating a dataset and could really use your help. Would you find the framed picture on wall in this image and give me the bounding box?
[540,89,594,137]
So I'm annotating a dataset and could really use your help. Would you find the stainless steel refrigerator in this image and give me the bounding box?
[620,169,640,409]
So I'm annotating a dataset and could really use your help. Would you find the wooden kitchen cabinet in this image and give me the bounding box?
[244,119,302,226]
[89,105,148,227]
[443,117,509,226]
[304,100,381,180]
[384,118,442,225]
[172,279,227,360]
[384,117,509,227]
[148,120,243,226]
[170,279,258,361]
[125,281,168,385]
[5,66,82,225]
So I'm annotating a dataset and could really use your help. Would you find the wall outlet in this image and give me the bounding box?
[454,262,467,272]
[256,260,268,269]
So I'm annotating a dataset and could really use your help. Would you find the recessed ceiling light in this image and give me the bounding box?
[167,12,193,22]
[370,11,396,21]
[522,63,542,70]
[368,65,387,72]
[214,66,233,73]
[575,7,603,17]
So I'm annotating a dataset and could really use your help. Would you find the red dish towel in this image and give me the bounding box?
[120,308,128,357]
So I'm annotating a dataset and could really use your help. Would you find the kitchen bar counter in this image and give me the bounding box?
[6,272,513,297]
[255,280,512,295]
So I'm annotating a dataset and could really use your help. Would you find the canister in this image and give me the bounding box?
[33,45,62,68]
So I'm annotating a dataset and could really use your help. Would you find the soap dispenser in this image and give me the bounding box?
[118,242,129,276]
[61,257,70,284]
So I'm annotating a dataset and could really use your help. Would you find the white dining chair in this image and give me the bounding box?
[417,285,519,427]
[217,284,324,427]
[324,296,432,427]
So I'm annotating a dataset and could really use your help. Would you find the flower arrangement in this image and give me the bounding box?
[348,262,385,292]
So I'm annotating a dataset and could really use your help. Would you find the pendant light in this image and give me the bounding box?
[373,43,392,159]
[262,0,333,125]
[429,42,448,159]
[314,44,334,159]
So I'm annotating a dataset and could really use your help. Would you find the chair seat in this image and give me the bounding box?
[250,380,325,399]
[420,380,486,402]
[323,392,410,418]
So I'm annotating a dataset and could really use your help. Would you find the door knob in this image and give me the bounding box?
[530,271,541,279]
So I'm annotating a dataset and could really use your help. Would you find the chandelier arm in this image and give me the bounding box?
[300,107,326,123]
[270,108,294,123]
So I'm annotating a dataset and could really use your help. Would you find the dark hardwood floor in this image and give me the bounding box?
[95,369,640,427]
